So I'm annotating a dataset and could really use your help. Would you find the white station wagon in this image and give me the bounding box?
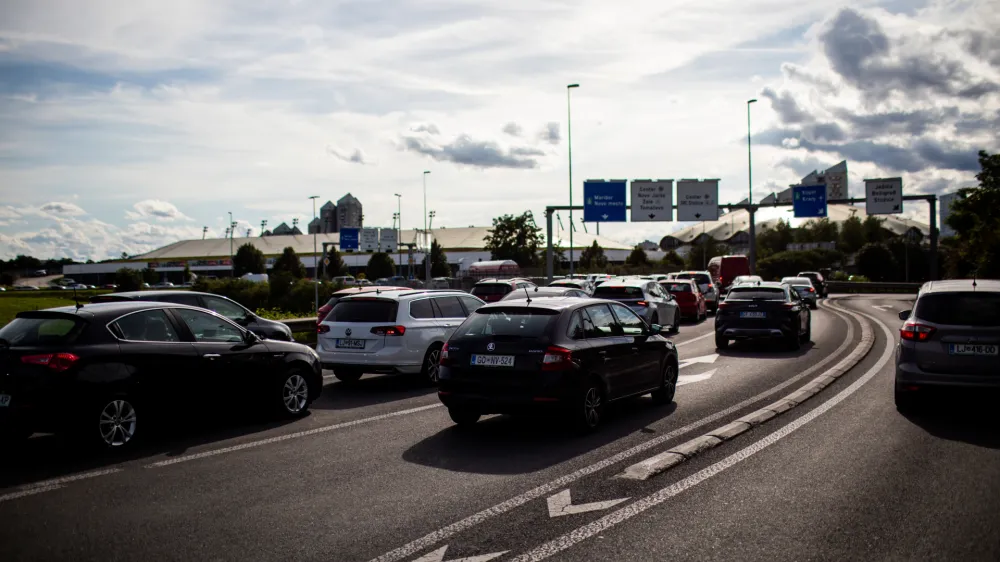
[317,289,486,383]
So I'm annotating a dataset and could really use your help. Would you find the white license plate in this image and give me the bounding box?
[471,354,515,367]
[336,338,366,349]
[740,311,767,319]
[949,344,999,356]
[0,394,10,408]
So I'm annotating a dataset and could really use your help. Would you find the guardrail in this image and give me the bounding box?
[826,281,922,294]
[281,318,318,333]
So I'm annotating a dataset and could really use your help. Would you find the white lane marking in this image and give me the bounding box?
[146,404,442,468]
[675,331,714,347]
[368,302,856,562]
[678,354,718,369]
[18,468,123,490]
[872,305,894,311]
[677,369,717,387]
[546,489,629,518]
[511,303,892,562]
[412,545,507,562]
[0,484,64,503]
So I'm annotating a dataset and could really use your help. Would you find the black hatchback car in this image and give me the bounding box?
[92,291,293,341]
[714,282,811,350]
[437,297,679,431]
[0,302,322,449]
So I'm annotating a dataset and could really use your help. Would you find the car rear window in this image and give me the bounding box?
[593,286,644,299]
[661,282,692,293]
[0,316,87,346]
[783,278,812,285]
[458,308,559,338]
[915,293,1000,327]
[677,273,711,285]
[471,284,512,297]
[326,299,399,323]
[726,288,787,300]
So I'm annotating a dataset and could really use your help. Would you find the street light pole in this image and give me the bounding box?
[423,171,431,284]
[394,193,402,279]
[747,98,758,275]
[309,195,319,312]
[228,211,234,277]
[567,83,579,276]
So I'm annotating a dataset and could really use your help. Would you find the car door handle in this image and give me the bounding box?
[203,354,221,359]
[598,350,609,362]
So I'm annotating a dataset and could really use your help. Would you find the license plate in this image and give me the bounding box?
[471,354,515,367]
[949,344,999,356]
[740,312,767,319]
[0,394,10,408]
[336,338,366,349]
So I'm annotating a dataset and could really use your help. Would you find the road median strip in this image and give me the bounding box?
[618,297,875,481]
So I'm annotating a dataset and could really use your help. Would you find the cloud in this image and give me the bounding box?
[411,123,440,135]
[401,135,542,169]
[124,199,192,221]
[538,122,560,145]
[502,122,523,136]
[326,146,372,165]
[39,202,86,216]
[760,87,810,124]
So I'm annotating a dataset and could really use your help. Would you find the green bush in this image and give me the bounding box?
[115,268,145,291]
[192,277,343,315]
[756,249,845,281]
[193,277,271,311]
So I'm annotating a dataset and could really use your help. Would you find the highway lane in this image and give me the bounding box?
[0,304,859,561]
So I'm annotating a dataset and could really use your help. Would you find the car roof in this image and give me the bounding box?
[333,286,408,296]
[731,281,785,289]
[594,279,650,288]
[478,296,594,311]
[99,290,211,298]
[28,300,207,321]
[676,271,711,275]
[920,279,1000,293]
[782,277,812,282]
[338,289,473,301]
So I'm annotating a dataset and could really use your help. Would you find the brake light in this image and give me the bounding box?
[717,302,729,310]
[635,301,648,307]
[900,322,935,342]
[371,325,407,336]
[317,324,330,334]
[439,342,450,365]
[541,346,574,371]
[20,353,80,372]
[808,287,815,293]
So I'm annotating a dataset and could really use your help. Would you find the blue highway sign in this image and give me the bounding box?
[339,227,360,250]
[584,180,627,222]
[793,184,827,218]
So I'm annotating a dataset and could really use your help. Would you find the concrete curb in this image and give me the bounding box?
[618,297,875,481]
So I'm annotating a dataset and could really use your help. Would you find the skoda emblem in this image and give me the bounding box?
[487,343,496,351]
[345,328,352,336]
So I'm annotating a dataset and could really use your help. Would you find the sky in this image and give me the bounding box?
[0,0,998,261]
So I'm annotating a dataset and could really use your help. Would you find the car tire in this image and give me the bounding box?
[786,329,802,351]
[448,407,481,427]
[93,395,139,450]
[810,302,818,310]
[572,378,605,433]
[715,334,730,350]
[800,320,812,344]
[334,368,363,383]
[669,311,680,334]
[894,387,921,413]
[276,369,312,418]
[650,313,659,327]
[650,359,678,405]
[421,344,443,385]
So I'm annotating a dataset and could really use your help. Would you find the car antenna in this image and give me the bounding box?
[73,286,83,311]
[972,270,978,290]
[524,286,531,304]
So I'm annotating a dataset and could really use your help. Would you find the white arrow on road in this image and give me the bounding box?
[547,489,629,518]
[678,353,719,370]
[677,368,717,387]
[412,545,507,562]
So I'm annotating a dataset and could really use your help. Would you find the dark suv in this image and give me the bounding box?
[470,278,537,303]
[715,282,811,350]
[797,271,827,297]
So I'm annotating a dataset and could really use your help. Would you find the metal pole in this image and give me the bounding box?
[395,193,402,279]
[929,196,939,280]
[747,98,758,275]
[546,208,554,282]
[567,83,579,276]
[423,171,431,283]
[228,212,234,277]
[310,196,319,312]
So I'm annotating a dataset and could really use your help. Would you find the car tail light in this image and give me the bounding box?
[439,342,450,366]
[317,324,330,334]
[900,322,935,342]
[541,346,574,371]
[371,325,407,336]
[808,287,815,293]
[717,302,729,310]
[635,301,648,307]
[21,353,80,372]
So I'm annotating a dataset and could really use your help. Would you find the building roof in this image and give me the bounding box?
[320,201,336,211]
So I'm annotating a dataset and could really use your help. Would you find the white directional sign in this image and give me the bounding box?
[865,177,903,215]
[825,170,848,201]
[630,180,673,222]
[360,227,380,252]
[676,179,719,222]
[546,489,629,518]
[379,228,398,253]
[412,545,507,562]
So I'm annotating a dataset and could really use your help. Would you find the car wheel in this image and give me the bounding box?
[810,302,818,310]
[448,407,481,426]
[422,345,443,385]
[786,329,802,351]
[801,319,812,344]
[650,359,678,405]
[669,311,680,334]
[650,313,659,327]
[715,334,729,350]
[334,368,363,383]
[96,396,138,449]
[894,387,921,413]
[277,370,312,418]
[572,379,605,433]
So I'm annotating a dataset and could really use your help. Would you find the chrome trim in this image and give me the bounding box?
[105,305,249,344]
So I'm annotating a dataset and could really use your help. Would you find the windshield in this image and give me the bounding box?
[661,283,692,293]
[783,278,812,286]
[326,299,398,323]
[471,284,512,296]
[726,288,787,301]
[593,286,645,299]
[915,293,1000,327]
[677,273,711,285]
[0,316,87,346]
[458,308,559,338]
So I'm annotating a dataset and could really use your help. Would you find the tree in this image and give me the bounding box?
[483,211,544,267]
[626,245,650,267]
[182,263,193,283]
[756,220,794,259]
[367,252,396,280]
[945,150,1000,277]
[578,241,608,270]
[839,214,866,254]
[862,216,887,244]
[421,240,451,277]
[685,236,729,270]
[272,246,306,278]
[233,243,266,277]
[0,272,16,286]
[115,267,144,291]
[324,246,347,278]
[856,243,896,281]
[660,250,685,272]
[797,218,839,244]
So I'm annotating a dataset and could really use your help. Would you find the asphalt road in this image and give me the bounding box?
[2,295,997,562]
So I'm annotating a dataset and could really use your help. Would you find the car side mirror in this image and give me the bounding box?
[245,330,261,345]
[898,310,911,321]
[650,324,663,335]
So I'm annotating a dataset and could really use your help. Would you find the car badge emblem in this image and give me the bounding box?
[345,328,352,336]
[487,342,496,351]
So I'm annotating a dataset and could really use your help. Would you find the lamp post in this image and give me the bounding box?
[394,193,402,278]
[567,83,579,276]
[309,195,319,312]
[747,98,758,275]
[423,170,431,283]
[228,212,234,277]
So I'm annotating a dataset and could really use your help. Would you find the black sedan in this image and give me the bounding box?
[437,297,679,431]
[714,282,811,350]
[0,301,323,449]
[91,290,294,341]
